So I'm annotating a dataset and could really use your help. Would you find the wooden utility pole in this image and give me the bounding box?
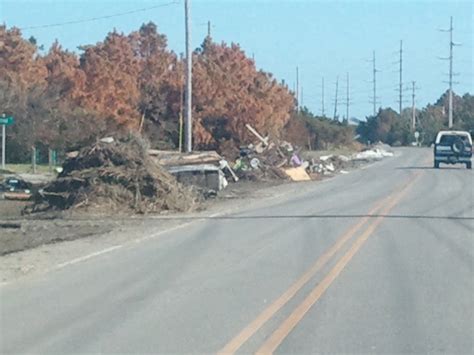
[1,114,5,170]
[370,50,379,116]
[398,40,403,115]
[321,77,325,117]
[296,66,299,113]
[333,76,339,121]
[411,81,416,130]
[439,16,458,128]
[346,72,350,121]
[448,17,453,128]
[184,0,192,152]
[207,20,211,38]
[179,54,184,152]
[301,86,304,108]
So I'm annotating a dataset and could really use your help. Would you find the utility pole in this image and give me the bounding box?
[301,86,304,109]
[207,20,211,38]
[296,66,299,113]
[448,17,453,128]
[179,53,184,152]
[184,0,192,152]
[1,114,5,170]
[398,40,403,115]
[333,76,339,121]
[321,77,325,117]
[411,81,416,130]
[369,50,379,116]
[439,16,459,128]
[345,72,350,121]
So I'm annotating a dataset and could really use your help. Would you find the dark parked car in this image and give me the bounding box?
[434,131,472,169]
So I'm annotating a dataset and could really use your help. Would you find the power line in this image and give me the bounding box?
[19,1,179,30]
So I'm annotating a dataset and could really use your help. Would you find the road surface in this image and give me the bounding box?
[1,147,473,354]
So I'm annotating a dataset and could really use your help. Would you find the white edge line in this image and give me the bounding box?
[54,214,220,271]
[56,245,123,269]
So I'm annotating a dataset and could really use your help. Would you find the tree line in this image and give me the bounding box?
[357,92,474,146]
[2,22,470,164]
[3,23,352,163]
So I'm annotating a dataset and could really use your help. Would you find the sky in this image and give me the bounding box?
[1,0,473,120]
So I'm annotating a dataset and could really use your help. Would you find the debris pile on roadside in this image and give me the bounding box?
[32,136,199,214]
[149,150,238,197]
[228,125,395,182]
[227,124,303,181]
[306,154,351,176]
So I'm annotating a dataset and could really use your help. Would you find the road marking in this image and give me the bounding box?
[45,195,301,275]
[255,171,424,354]
[133,221,196,243]
[217,187,403,354]
[56,245,123,269]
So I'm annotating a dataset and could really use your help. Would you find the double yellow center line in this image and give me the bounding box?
[218,170,424,355]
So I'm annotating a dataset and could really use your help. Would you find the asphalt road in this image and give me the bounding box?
[1,147,473,354]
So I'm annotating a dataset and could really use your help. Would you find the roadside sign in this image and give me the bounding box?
[1,115,14,169]
[414,131,420,139]
[0,116,14,126]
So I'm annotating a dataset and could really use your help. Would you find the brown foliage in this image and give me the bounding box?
[0,25,47,88]
[79,31,141,128]
[42,40,85,101]
[192,39,294,149]
[1,23,296,158]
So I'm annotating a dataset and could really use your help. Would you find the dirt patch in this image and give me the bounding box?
[0,219,116,255]
[31,136,200,214]
[0,200,30,219]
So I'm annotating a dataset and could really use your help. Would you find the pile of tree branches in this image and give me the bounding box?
[33,136,200,214]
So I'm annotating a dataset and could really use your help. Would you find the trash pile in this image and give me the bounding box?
[233,143,294,181]
[225,124,302,181]
[229,125,331,181]
[149,150,239,197]
[33,136,199,214]
[306,154,353,176]
[230,125,395,182]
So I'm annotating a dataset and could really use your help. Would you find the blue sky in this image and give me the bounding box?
[1,0,473,120]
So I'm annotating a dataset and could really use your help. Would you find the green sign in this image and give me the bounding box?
[0,116,14,126]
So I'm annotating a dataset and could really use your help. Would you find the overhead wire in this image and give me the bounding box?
[19,1,180,30]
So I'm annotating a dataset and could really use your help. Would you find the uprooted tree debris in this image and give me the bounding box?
[32,136,200,214]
